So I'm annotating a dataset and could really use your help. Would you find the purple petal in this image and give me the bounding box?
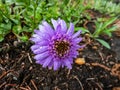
[34,51,49,61]
[33,46,49,54]
[67,23,74,35]
[31,45,40,51]
[60,20,67,33]
[72,30,82,38]
[71,44,81,49]
[61,63,65,68]
[51,19,58,30]
[65,57,73,64]
[36,41,49,46]
[69,58,73,64]
[30,37,40,43]
[30,35,49,43]
[34,30,41,35]
[53,60,61,70]
[38,25,52,38]
[69,51,79,58]
[42,21,54,35]
[43,56,53,67]
[39,25,46,32]
[72,38,82,44]
[72,44,85,49]
[32,34,40,38]
[36,59,45,64]
[55,24,61,33]
[48,59,53,68]
[63,59,72,69]
[57,18,61,22]
[34,30,51,39]
[75,38,82,42]
[30,34,44,43]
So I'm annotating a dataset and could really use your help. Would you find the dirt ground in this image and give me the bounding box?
[0,28,120,90]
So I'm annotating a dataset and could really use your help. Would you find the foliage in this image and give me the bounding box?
[0,0,60,42]
[78,17,117,49]
[92,17,117,38]
[0,0,89,42]
[0,0,119,50]
[92,0,120,16]
[58,0,91,24]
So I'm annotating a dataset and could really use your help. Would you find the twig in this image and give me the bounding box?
[67,69,71,77]
[91,63,111,71]
[86,78,95,81]
[0,70,14,80]
[0,82,6,88]
[105,55,112,60]
[31,79,38,90]
[95,83,103,90]
[98,51,104,60]
[27,53,33,63]
[19,87,29,90]
[5,84,17,87]
[26,85,32,90]
[18,55,24,63]
[90,63,120,79]
[0,64,5,70]
[20,74,31,86]
[73,76,84,90]
[111,64,120,79]
[86,78,103,90]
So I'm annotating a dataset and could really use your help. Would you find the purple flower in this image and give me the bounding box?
[30,18,82,70]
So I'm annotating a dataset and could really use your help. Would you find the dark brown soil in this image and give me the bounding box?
[0,30,120,90]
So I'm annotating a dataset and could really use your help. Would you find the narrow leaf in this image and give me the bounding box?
[96,39,111,49]
[75,27,90,34]
[103,17,117,28]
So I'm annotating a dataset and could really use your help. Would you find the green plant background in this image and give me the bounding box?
[0,0,119,48]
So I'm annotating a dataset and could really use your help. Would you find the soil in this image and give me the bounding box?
[0,30,120,90]
[0,12,120,90]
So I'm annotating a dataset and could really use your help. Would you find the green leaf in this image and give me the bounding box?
[13,25,22,34]
[96,38,111,49]
[19,36,28,42]
[103,26,117,37]
[75,27,90,34]
[0,23,12,30]
[103,30,112,37]
[107,26,117,32]
[103,17,117,29]
[0,35,4,42]
[93,22,103,37]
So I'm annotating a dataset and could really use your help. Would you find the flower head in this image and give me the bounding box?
[30,19,82,70]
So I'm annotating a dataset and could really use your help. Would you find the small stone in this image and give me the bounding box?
[92,46,98,50]
[13,41,18,47]
[75,58,85,65]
